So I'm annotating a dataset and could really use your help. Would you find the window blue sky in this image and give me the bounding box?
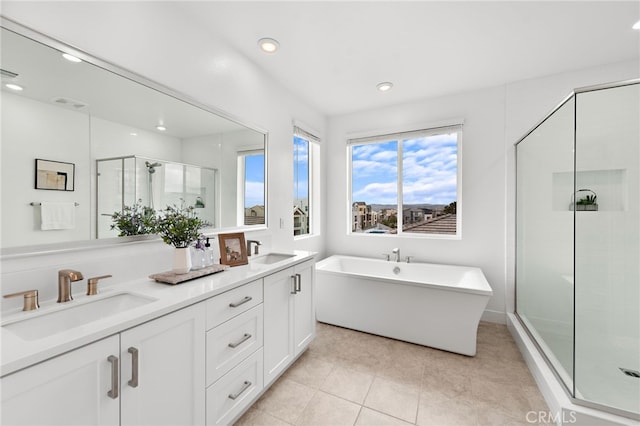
[245,153,264,207]
[294,136,309,202]
[352,133,457,206]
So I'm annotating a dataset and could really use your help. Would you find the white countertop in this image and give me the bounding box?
[1,250,316,377]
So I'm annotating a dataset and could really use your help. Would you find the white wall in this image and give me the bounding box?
[325,59,638,323]
[1,92,91,247]
[326,86,508,322]
[0,2,326,311]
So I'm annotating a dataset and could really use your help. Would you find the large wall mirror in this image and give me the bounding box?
[1,21,267,252]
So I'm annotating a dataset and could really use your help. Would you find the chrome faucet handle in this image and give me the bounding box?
[87,275,112,296]
[405,256,414,264]
[382,253,390,261]
[4,289,40,311]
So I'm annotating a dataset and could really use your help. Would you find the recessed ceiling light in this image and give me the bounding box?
[62,53,82,63]
[376,82,394,92]
[156,125,166,131]
[258,38,280,54]
[5,83,23,91]
[633,20,640,30]
[130,132,138,136]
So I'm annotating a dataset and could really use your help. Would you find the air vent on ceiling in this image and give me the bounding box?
[51,97,89,110]
[0,69,19,79]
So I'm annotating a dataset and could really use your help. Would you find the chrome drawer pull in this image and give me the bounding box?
[295,273,302,293]
[228,380,252,400]
[228,333,252,348]
[229,296,252,308]
[291,275,297,294]
[107,355,119,399]
[128,347,139,388]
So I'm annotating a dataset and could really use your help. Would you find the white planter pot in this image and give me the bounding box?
[172,247,192,274]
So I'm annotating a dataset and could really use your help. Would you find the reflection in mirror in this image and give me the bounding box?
[96,156,217,239]
[0,23,266,251]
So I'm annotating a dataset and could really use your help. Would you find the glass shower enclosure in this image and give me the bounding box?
[96,155,217,239]
[516,80,639,419]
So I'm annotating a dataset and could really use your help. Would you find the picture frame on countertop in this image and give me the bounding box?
[218,232,248,266]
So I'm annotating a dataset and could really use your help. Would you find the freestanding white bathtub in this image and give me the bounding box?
[315,255,493,356]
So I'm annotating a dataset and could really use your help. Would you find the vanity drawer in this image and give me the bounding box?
[206,279,263,329]
[206,348,263,426]
[206,304,263,385]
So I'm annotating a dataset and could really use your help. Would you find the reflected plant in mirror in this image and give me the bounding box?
[110,200,156,237]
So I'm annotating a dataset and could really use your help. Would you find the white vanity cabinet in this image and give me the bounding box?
[120,303,206,426]
[1,303,206,426]
[263,259,315,386]
[205,279,264,425]
[1,254,316,426]
[1,335,120,426]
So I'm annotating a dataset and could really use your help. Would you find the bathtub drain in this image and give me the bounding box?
[619,368,640,378]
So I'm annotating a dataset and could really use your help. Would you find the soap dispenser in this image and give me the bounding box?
[204,237,215,266]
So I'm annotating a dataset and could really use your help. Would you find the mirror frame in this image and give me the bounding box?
[0,17,269,258]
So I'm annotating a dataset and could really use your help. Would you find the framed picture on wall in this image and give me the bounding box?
[218,232,248,266]
[35,159,75,191]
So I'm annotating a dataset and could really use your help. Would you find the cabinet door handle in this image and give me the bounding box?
[128,347,139,388]
[291,275,297,294]
[228,380,252,400]
[295,273,302,293]
[229,296,252,308]
[107,355,119,399]
[228,333,252,348]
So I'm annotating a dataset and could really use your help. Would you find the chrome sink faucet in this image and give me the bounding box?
[392,248,400,262]
[57,269,84,303]
[246,240,262,256]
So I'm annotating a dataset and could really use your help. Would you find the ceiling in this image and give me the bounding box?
[177,1,640,116]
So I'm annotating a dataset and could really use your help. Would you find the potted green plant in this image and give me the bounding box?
[154,201,210,274]
[110,200,156,236]
[574,189,598,211]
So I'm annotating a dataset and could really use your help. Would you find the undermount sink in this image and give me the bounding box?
[250,253,295,265]
[2,292,157,341]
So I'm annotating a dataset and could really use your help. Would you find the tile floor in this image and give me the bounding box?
[235,322,550,426]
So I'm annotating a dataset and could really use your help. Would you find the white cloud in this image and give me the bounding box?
[353,181,397,204]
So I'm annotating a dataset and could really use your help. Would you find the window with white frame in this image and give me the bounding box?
[294,126,319,237]
[348,124,462,237]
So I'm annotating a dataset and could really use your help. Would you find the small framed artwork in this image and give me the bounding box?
[35,159,75,191]
[218,232,248,267]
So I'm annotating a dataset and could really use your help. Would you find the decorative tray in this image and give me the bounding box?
[149,264,230,285]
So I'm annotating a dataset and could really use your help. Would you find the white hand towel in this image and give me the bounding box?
[41,202,76,230]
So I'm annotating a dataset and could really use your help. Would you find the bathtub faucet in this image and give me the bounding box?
[392,248,400,262]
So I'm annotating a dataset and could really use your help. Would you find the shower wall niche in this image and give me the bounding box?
[516,80,639,419]
[96,155,217,239]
